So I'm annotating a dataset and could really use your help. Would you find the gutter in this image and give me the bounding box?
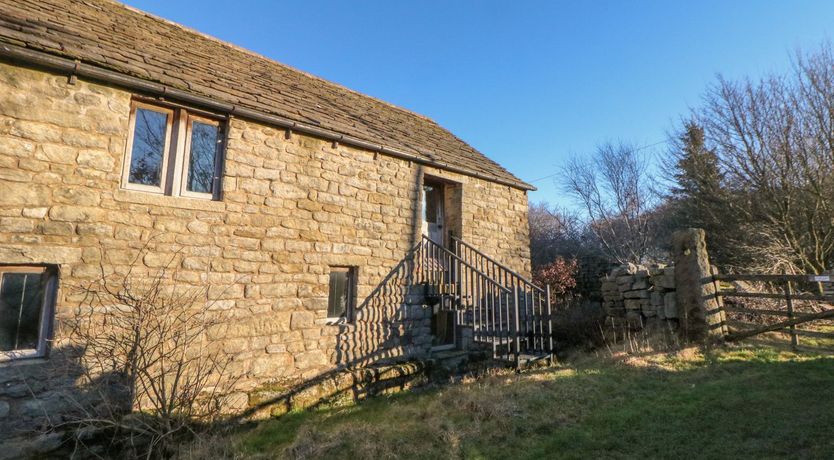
[0,43,536,192]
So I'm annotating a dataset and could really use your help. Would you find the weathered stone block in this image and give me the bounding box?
[1,217,34,233]
[664,292,678,319]
[624,299,642,310]
[76,149,114,171]
[0,183,50,206]
[651,291,663,307]
[631,280,648,290]
[76,222,113,236]
[623,290,649,299]
[294,350,328,370]
[21,207,48,218]
[291,311,315,330]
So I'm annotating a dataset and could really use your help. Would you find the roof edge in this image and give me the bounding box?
[111,0,438,124]
[0,42,535,191]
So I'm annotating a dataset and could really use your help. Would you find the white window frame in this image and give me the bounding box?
[121,101,174,195]
[178,114,223,200]
[326,266,357,324]
[122,100,225,201]
[0,266,58,362]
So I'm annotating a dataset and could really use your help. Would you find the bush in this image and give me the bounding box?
[53,248,237,458]
[551,298,607,351]
[533,257,578,296]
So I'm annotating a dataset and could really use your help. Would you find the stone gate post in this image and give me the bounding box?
[671,228,728,341]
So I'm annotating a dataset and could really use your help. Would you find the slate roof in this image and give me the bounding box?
[0,0,533,190]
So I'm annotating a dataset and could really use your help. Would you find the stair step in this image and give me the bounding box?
[492,352,553,368]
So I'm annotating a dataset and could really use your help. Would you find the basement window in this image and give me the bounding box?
[327,267,357,323]
[122,100,226,200]
[0,266,58,361]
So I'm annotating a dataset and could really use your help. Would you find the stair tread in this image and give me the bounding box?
[431,350,469,359]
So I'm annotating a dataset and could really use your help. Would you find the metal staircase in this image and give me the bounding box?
[412,235,554,367]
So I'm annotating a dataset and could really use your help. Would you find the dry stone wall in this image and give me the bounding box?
[0,61,531,440]
[601,264,678,327]
[600,229,730,340]
[574,254,613,300]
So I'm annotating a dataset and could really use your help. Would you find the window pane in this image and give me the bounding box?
[0,273,44,351]
[187,121,220,194]
[129,108,168,186]
[328,271,347,318]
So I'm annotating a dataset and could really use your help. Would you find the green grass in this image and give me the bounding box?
[221,346,834,459]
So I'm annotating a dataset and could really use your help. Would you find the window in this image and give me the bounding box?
[327,267,356,322]
[123,100,225,200]
[0,266,58,360]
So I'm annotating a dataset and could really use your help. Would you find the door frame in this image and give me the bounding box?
[421,178,446,246]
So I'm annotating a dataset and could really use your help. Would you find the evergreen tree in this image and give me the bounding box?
[667,120,738,268]
[671,121,723,226]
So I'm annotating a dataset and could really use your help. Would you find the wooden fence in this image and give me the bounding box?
[714,273,834,348]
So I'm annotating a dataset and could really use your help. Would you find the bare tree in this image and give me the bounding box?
[562,142,658,264]
[698,43,834,274]
[528,202,584,268]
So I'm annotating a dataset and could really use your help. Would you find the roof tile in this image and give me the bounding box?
[0,0,532,189]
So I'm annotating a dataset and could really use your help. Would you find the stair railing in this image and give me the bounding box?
[417,235,525,362]
[451,236,554,356]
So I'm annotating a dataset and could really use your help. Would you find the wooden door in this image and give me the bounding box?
[422,183,444,245]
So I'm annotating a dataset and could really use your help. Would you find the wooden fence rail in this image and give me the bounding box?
[715,273,834,347]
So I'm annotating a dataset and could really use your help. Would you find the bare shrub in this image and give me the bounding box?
[597,320,682,356]
[56,248,237,457]
[551,298,607,350]
[528,202,585,268]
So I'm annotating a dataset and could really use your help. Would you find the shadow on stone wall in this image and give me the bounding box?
[236,164,432,420]
[1,242,435,457]
[240,240,433,420]
[0,344,131,457]
[2,165,436,454]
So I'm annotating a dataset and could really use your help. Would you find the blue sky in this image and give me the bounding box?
[124,1,834,207]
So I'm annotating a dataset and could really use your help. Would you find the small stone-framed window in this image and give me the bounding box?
[327,267,357,323]
[122,99,226,200]
[0,265,59,361]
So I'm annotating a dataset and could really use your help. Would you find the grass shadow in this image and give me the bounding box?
[228,346,834,459]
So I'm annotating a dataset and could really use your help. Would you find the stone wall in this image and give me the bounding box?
[600,229,729,339]
[574,254,613,300]
[0,61,532,439]
[601,264,678,327]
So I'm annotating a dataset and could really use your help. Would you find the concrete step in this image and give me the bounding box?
[428,349,470,372]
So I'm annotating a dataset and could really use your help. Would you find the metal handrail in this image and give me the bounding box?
[421,236,510,292]
[451,236,544,292]
[417,235,554,364]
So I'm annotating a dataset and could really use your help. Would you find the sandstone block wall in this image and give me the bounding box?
[0,62,532,437]
[601,263,678,326]
[574,254,613,300]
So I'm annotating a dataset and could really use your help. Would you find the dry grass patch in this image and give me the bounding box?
[196,345,834,459]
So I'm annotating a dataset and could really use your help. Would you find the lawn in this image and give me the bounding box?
[199,346,834,459]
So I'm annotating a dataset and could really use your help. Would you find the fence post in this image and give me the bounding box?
[546,284,554,361]
[455,240,462,303]
[786,277,798,350]
[513,285,521,368]
[672,228,728,342]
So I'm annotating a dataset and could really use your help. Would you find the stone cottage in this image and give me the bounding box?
[0,0,551,441]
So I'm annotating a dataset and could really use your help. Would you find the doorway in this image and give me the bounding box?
[421,180,445,246]
[431,306,455,349]
[422,176,462,350]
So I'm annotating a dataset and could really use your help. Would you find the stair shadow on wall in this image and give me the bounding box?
[238,241,432,420]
